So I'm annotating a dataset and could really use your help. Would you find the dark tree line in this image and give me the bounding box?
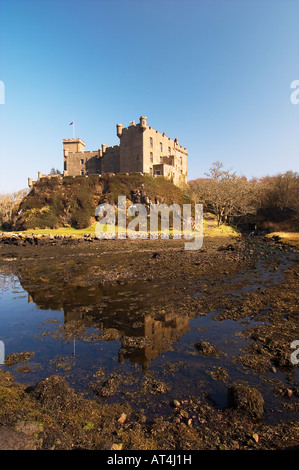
[189,162,299,230]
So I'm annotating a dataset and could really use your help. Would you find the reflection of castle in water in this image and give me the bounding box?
[118,313,189,370]
[24,280,189,370]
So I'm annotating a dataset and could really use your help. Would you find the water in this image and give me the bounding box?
[0,262,298,424]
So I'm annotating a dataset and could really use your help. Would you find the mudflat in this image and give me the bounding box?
[0,235,298,450]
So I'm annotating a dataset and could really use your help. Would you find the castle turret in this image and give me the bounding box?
[116,123,123,138]
[139,116,147,130]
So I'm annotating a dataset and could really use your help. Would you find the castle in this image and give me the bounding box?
[28,116,188,187]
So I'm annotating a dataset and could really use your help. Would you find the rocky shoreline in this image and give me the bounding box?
[0,369,298,450]
[0,232,97,246]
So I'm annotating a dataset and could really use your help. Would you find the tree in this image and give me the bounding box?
[50,168,62,175]
[257,171,299,209]
[0,189,28,229]
[190,162,256,226]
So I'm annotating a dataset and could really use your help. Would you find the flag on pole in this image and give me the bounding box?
[69,121,75,138]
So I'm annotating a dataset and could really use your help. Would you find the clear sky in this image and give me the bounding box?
[0,0,298,193]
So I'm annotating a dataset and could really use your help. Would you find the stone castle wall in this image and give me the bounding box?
[29,117,188,188]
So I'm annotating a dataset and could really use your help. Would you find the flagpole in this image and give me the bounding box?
[69,120,75,138]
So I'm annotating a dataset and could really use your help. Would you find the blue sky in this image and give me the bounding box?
[0,0,298,193]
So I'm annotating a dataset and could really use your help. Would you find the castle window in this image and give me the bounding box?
[80,159,84,164]
[168,147,171,155]
[149,167,153,175]
[80,170,84,175]
[150,137,153,148]
[136,154,139,160]
[160,142,162,152]
[160,156,163,163]
[150,152,153,163]
[64,161,67,171]
[180,156,183,165]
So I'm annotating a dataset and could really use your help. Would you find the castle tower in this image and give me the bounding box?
[139,116,147,130]
[63,138,86,176]
[63,138,86,155]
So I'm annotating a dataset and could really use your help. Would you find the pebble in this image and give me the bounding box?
[118,413,127,425]
[180,410,189,419]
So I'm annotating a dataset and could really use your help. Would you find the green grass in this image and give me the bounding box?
[2,217,240,239]
[2,225,97,237]
[203,213,240,237]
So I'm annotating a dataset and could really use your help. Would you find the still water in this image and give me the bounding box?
[0,266,297,423]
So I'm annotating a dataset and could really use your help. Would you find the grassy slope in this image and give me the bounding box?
[3,174,242,237]
[11,174,192,231]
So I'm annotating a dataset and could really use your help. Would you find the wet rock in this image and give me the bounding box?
[208,366,229,383]
[179,409,189,419]
[273,350,294,369]
[275,386,294,398]
[142,376,168,395]
[30,375,82,411]
[98,373,122,398]
[14,420,44,436]
[194,341,221,357]
[227,383,264,421]
[218,244,235,251]
[4,351,35,367]
[0,426,37,450]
